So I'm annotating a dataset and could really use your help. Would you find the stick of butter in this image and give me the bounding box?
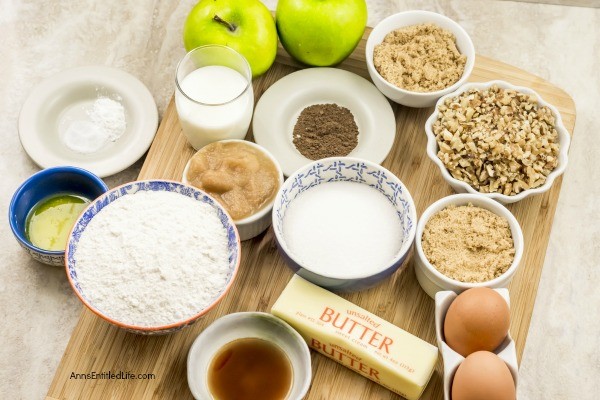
[271,275,438,400]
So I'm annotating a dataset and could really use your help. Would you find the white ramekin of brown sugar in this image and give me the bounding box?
[414,193,524,298]
[365,10,475,108]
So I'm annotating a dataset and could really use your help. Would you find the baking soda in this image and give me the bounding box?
[282,181,403,276]
[63,120,109,153]
[73,190,231,327]
[62,96,126,153]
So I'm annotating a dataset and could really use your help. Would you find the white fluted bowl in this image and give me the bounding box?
[425,80,571,204]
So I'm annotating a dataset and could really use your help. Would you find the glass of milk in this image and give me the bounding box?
[175,45,254,150]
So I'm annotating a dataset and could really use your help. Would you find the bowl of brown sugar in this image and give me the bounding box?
[414,194,524,298]
[366,10,475,108]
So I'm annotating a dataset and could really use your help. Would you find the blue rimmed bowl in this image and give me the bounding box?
[65,180,241,335]
[272,157,417,292]
[9,166,108,266]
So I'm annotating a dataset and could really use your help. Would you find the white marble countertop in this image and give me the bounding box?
[1,0,598,399]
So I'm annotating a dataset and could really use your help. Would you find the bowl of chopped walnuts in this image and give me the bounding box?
[366,10,475,108]
[425,80,571,203]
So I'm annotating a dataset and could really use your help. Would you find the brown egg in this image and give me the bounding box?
[444,287,510,357]
[452,351,516,400]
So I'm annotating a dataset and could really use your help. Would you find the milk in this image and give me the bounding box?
[282,181,403,277]
[175,66,253,150]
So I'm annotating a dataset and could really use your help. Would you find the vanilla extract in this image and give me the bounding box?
[208,337,292,400]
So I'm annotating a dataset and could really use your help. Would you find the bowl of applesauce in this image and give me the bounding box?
[183,139,284,241]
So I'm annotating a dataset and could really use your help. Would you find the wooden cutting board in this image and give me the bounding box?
[46,28,576,400]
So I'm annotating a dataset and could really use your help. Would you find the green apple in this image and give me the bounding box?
[183,0,278,77]
[276,0,367,67]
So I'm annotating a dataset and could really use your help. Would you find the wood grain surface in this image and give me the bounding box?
[46,28,576,400]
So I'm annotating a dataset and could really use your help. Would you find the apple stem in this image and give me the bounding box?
[213,15,236,32]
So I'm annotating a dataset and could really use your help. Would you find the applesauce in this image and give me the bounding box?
[185,141,280,220]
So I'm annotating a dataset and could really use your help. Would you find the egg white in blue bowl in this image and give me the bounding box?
[272,157,417,292]
[9,166,108,266]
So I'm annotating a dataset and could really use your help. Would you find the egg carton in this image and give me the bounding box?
[434,289,519,400]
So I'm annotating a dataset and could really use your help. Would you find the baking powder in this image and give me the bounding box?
[89,96,127,141]
[74,190,230,327]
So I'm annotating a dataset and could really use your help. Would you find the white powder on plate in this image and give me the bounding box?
[88,97,127,141]
[62,120,109,153]
[62,96,127,153]
[73,190,231,328]
[282,181,403,276]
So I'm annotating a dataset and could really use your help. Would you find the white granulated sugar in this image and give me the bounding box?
[282,181,403,276]
[74,190,230,328]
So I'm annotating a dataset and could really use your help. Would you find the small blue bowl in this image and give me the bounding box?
[272,157,417,292]
[9,166,108,266]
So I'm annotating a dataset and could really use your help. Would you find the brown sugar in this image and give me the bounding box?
[373,23,466,92]
[292,103,359,160]
[421,204,515,283]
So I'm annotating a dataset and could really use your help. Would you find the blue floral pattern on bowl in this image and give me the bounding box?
[15,241,65,266]
[66,180,240,335]
[273,157,417,292]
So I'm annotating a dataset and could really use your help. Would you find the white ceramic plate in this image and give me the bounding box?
[19,66,158,178]
[252,68,396,176]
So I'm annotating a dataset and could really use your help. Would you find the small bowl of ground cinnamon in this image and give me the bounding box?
[366,10,475,108]
[414,194,524,298]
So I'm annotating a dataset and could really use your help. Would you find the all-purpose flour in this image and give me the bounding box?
[74,190,230,327]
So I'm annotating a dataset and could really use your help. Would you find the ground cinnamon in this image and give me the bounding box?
[292,104,359,160]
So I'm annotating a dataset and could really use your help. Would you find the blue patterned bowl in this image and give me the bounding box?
[9,166,108,266]
[272,157,417,292]
[65,180,241,335]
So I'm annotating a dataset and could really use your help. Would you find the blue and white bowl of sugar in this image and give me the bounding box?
[272,157,417,292]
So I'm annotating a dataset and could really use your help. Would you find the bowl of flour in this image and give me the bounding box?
[65,180,241,334]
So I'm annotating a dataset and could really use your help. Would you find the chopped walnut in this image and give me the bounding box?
[432,85,560,196]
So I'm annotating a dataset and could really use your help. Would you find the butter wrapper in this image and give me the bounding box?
[271,275,438,400]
